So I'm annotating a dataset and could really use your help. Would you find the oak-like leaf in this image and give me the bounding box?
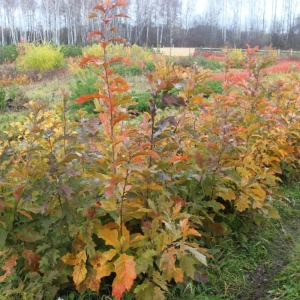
[0,254,18,282]
[73,261,87,287]
[112,254,137,300]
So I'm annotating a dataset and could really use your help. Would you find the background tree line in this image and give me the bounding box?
[1,0,300,49]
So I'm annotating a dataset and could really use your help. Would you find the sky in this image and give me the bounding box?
[186,0,295,19]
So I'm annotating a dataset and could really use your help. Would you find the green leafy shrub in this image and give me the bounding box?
[113,64,142,76]
[17,43,64,71]
[0,44,18,64]
[145,61,156,72]
[172,56,224,71]
[0,86,5,110]
[68,69,99,114]
[61,44,83,57]
[205,80,223,95]
[129,91,151,112]
[192,56,224,70]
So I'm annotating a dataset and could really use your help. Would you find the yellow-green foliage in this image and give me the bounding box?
[17,43,64,71]
[82,43,152,65]
[228,48,244,64]
[82,43,104,57]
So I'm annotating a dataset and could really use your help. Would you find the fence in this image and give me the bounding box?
[155,47,300,57]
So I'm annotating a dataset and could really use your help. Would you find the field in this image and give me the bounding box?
[1,5,300,300]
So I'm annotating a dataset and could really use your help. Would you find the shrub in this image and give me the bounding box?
[129,91,151,112]
[193,56,224,70]
[16,43,64,71]
[82,43,104,57]
[228,48,244,66]
[173,56,224,71]
[0,44,18,64]
[68,69,99,114]
[61,44,83,57]
[113,64,143,76]
[205,80,223,95]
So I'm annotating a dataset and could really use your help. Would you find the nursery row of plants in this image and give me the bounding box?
[1,1,300,299]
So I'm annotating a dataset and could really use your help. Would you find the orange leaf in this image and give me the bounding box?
[85,273,100,292]
[115,0,129,7]
[170,154,189,163]
[174,268,184,283]
[88,12,99,19]
[160,248,177,281]
[87,31,104,40]
[112,254,136,300]
[18,210,33,220]
[76,92,106,104]
[0,254,18,283]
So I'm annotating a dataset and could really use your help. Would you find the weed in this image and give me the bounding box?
[0,44,18,64]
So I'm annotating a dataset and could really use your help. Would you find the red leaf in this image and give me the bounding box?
[109,37,128,45]
[87,31,104,40]
[22,249,40,272]
[93,4,105,12]
[13,186,24,200]
[115,0,128,7]
[76,92,105,104]
[79,56,105,67]
[104,16,114,24]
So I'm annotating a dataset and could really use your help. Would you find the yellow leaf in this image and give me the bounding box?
[235,194,251,212]
[73,261,87,287]
[216,187,236,201]
[61,253,77,266]
[95,262,114,281]
[174,268,184,283]
[74,250,87,265]
[96,227,120,251]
